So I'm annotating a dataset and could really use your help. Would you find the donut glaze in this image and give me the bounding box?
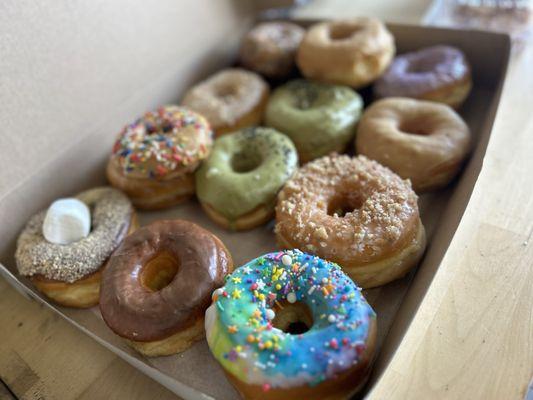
[374,45,472,108]
[205,250,376,398]
[99,220,232,342]
[265,79,362,162]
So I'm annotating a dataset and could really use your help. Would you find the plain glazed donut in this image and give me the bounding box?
[356,97,471,192]
[205,250,377,400]
[99,220,233,357]
[374,45,472,108]
[182,68,269,137]
[297,18,395,88]
[275,155,426,288]
[239,22,305,79]
[196,127,298,231]
[15,187,137,308]
[265,79,363,163]
[106,106,213,210]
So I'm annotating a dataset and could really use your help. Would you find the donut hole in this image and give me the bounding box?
[407,59,436,74]
[398,117,432,136]
[328,24,362,41]
[215,84,238,102]
[272,301,313,335]
[231,151,263,173]
[327,195,365,217]
[140,251,179,292]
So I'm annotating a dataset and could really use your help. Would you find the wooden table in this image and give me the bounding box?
[2,1,532,399]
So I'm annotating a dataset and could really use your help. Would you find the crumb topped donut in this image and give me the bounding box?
[106,105,213,210]
[100,220,233,356]
[239,22,305,79]
[205,250,376,399]
[15,187,136,307]
[182,68,269,137]
[275,155,426,288]
[297,18,395,88]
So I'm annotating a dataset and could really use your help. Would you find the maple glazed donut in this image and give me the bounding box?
[374,45,472,108]
[275,155,426,288]
[356,97,471,192]
[15,187,137,308]
[297,18,395,88]
[205,250,377,400]
[182,68,269,137]
[196,127,298,231]
[239,21,305,79]
[99,220,233,357]
[106,105,213,210]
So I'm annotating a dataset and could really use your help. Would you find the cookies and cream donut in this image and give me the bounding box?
[356,97,471,191]
[374,45,472,108]
[297,18,395,88]
[99,220,233,357]
[265,79,363,162]
[196,127,298,231]
[239,22,305,79]
[182,68,269,137]
[15,187,137,308]
[106,105,213,210]
[205,250,377,399]
[275,155,426,288]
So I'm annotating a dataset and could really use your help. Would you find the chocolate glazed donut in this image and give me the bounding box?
[99,220,233,356]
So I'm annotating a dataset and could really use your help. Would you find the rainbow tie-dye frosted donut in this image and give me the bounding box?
[205,249,377,399]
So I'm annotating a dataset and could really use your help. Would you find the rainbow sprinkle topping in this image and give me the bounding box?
[111,106,212,179]
[205,249,375,390]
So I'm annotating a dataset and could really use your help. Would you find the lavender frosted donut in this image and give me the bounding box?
[374,45,472,108]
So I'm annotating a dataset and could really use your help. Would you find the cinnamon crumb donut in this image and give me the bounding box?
[182,68,269,137]
[297,18,395,88]
[275,155,426,288]
[356,97,471,192]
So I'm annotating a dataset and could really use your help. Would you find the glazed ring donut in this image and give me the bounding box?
[99,220,233,357]
[196,127,298,231]
[182,68,269,137]
[374,45,472,108]
[297,18,395,88]
[106,105,213,210]
[356,97,471,192]
[205,250,377,400]
[15,187,136,308]
[239,22,305,79]
[265,79,363,163]
[275,155,426,288]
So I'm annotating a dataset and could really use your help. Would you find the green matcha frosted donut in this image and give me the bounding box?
[196,127,298,230]
[265,79,363,162]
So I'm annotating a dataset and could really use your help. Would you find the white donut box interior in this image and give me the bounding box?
[0,1,510,399]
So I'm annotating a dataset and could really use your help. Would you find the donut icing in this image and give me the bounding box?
[205,249,376,389]
[195,127,298,222]
[110,105,212,179]
[15,187,133,282]
[265,79,362,162]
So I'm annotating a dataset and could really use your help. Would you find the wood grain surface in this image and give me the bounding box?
[2,1,532,400]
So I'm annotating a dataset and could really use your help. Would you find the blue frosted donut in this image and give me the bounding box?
[205,249,376,399]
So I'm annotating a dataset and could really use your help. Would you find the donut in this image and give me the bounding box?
[106,105,213,210]
[239,22,305,79]
[265,79,363,163]
[196,127,298,231]
[275,155,426,288]
[182,68,269,137]
[205,249,377,399]
[296,18,395,88]
[356,97,471,192]
[15,187,136,308]
[374,45,472,108]
[99,220,233,357]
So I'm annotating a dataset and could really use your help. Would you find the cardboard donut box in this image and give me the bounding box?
[0,1,510,399]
